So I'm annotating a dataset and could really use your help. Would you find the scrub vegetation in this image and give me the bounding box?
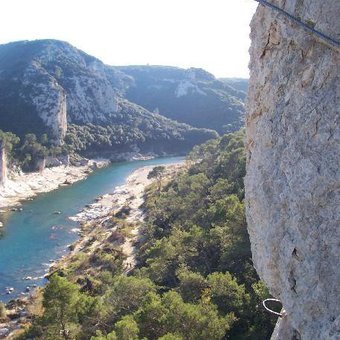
[20,130,275,340]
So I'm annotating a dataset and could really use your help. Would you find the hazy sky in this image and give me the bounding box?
[0,0,257,78]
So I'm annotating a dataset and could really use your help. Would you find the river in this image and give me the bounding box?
[0,156,183,302]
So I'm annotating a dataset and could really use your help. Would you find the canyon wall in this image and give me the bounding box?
[245,0,339,339]
[23,62,68,144]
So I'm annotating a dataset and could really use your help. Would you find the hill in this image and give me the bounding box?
[0,40,217,158]
[219,78,248,100]
[0,40,247,152]
[118,65,246,134]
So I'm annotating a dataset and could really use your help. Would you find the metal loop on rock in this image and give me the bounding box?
[262,298,284,317]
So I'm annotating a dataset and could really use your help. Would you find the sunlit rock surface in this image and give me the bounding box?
[245,0,339,338]
[0,141,7,186]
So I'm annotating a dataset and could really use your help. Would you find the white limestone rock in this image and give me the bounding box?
[245,0,340,339]
[16,41,126,143]
[0,141,7,187]
[66,75,119,124]
[22,61,67,144]
[175,80,206,98]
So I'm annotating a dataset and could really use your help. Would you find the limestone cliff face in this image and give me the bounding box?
[19,41,124,141]
[22,61,67,143]
[0,141,7,187]
[245,0,339,339]
[0,40,132,143]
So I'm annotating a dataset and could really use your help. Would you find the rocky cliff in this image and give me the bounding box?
[0,141,7,186]
[22,60,67,143]
[0,40,132,140]
[245,0,339,339]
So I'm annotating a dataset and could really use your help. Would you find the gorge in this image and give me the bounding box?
[0,0,339,338]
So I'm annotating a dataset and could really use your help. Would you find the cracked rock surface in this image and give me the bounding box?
[245,0,339,339]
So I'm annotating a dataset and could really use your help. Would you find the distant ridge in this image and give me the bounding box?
[0,39,246,156]
[119,65,246,134]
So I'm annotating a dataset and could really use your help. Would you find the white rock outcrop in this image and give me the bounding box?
[22,61,67,144]
[66,75,119,124]
[175,80,206,98]
[245,0,339,339]
[0,141,7,186]
[20,42,122,142]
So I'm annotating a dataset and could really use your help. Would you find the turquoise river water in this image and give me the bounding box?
[0,157,183,302]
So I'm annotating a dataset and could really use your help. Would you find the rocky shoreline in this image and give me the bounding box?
[0,150,178,211]
[0,159,110,210]
[59,161,185,270]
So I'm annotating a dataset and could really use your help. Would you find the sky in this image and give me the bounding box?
[0,0,258,78]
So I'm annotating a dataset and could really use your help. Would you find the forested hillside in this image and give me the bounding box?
[0,40,246,162]
[219,78,248,101]
[21,131,275,340]
[0,40,218,159]
[119,66,245,134]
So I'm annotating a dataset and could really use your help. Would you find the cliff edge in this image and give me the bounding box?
[245,0,339,339]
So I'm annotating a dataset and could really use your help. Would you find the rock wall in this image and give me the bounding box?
[245,0,339,339]
[0,141,7,187]
[23,62,67,144]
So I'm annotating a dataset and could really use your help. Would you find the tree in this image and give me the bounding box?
[40,274,82,340]
[23,133,38,145]
[136,291,234,340]
[0,130,20,152]
[115,315,139,340]
[177,267,208,302]
[103,276,155,326]
[40,133,49,145]
[207,272,250,316]
[19,133,48,171]
[24,130,275,339]
[0,129,20,164]
[135,292,168,339]
[147,166,166,191]
[158,334,183,340]
[91,330,117,340]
